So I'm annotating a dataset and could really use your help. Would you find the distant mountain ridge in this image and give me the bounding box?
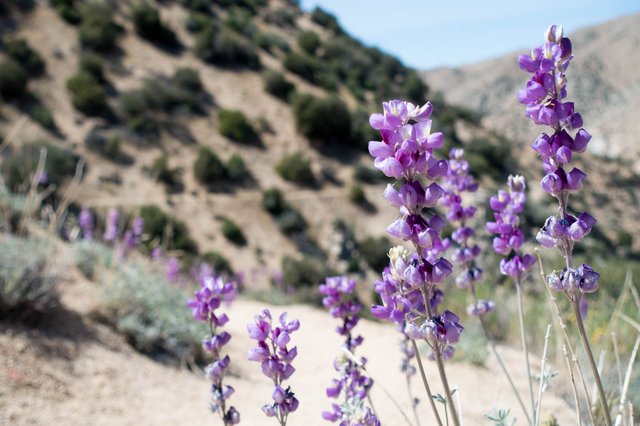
[422,13,640,161]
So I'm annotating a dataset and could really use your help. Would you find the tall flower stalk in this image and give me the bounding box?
[248,309,300,426]
[487,175,536,424]
[187,275,239,425]
[368,100,462,426]
[320,276,379,425]
[518,25,610,424]
[442,149,532,424]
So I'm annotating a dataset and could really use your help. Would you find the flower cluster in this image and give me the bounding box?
[441,148,492,317]
[405,310,464,361]
[368,99,462,362]
[487,175,535,281]
[320,276,378,425]
[248,310,300,425]
[187,275,239,425]
[103,208,120,242]
[518,25,599,303]
[79,208,94,240]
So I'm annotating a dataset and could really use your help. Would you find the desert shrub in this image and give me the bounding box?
[262,187,285,215]
[297,30,320,54]
[101,263,206,362]
[51,0,82,24]
[353,163,384,184]
[310,6,342,34]
[221,217,246,246]
[348,184,366,205]
[66,71,108,115]
[401,71,428,104]
[194,26,260,69]
[283,52,335,89]
[78,53,106,83]
[29,104,56,130]
[263,70,294,101]
[292,94,351,146]
[185,11,214,33]
[73,239,113,279]
[358,235,392,271]
[218,109,258,144]
[0,60,28,99]
[2,37,46,77]
[264,8,296,28]
[224,7,256,37]
[275,152,314,185]
[140,204,197,253]
[85,133,121,160]
[180,0,212,13]
[226,154,249,181]
[0,236,58,318]
[281,255,331,289]
[78,2,120,52]
[131,2,177,45]
[150,155,180,186]
[171,67,202,92]
[193,147,225,185]
[275,208,306,234]
[1,141,80,191]
[465,135,514,180]
[200,251,233,275]
[127,115,160,137]
[254,31,289,54]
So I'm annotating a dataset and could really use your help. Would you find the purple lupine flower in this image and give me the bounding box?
[166,257,181,283]
[79,208,94,240]
[518,25,599,310]
[37,170,48,185]
[368,99,463,362]
[187,275,239,424]
[248,310,300,425]
[487,175,535,282]
[441,148,494,317]
[103,208,120,242]
[320,276,378,425]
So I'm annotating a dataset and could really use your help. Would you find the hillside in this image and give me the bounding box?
[423,13,640,250]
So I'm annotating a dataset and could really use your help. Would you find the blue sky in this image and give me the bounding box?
[299,0,640,70]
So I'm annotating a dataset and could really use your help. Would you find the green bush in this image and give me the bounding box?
[193,147,225,185]
[262,187,285,215]
[221,217,246,246]
[150,155,181,186]
[1,141,81,191]
[353,163,383,184]
[310,6,342,34]
[201,251,233,275]
[263,70,294,101]
[79,53,106,82]
[185,11,215,33]
[85,133,121,160]
[66,71,108,115]
[78,2,120,52]
[29,104,56,130]
[171,67,202,92]
[349,184,366,205]
[297,30,320,54]
[140,204,197,253]
[127,115,160,137]
[263,8,296,28]
[218,109,258,144]
[283,52,320,83]
[224,7,256,37]
[194,26,260,69]
[292,94,352,146]
[0,236,58,319]
[358,235,391,272]
[101,263,206,362]
[2,37,46,77]
[131,2,177,45]
[275,208,306,234]
[0,60,28,99]
[226,154,249,181]
[275,152,314,185]
[51,0,82,24]
[73,239,113,279]
[281,255,331,289]
[254,31,289,53]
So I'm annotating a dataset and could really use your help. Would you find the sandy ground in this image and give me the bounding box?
[0,275,575,426]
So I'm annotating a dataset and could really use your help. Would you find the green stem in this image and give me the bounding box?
[411,338,444,426]
[515,278,536,424]
[572,300,612,426]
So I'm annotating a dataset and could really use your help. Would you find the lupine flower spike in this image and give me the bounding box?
[187,275,239,425]
[368,100,461,426]
[487,175,536,424]
[319,276,379,425]
[518,25,611,424]
[79,208,94,240]
[248,309,300,426]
